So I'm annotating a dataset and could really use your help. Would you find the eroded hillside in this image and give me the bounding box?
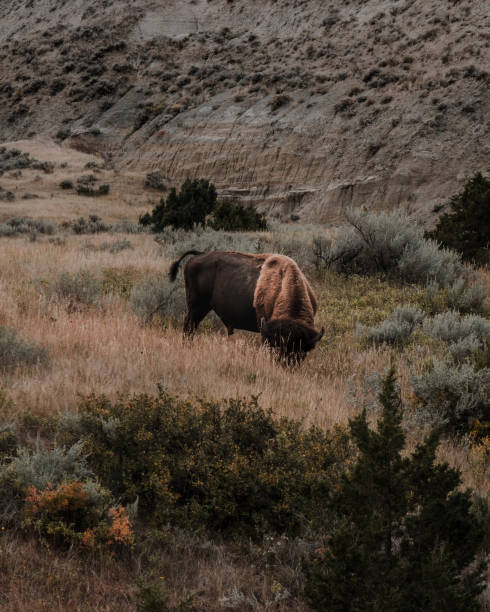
[0,0,488,221]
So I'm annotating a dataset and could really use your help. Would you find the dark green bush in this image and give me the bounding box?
[209,198,268,231]
[304,369,487,611]
[428,173,490,265]
[76,183,110,196]
[61,392,350,539]
[140,181,268,232]
[140,179,217,231]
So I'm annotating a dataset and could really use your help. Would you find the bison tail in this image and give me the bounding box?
[169,250,202,282]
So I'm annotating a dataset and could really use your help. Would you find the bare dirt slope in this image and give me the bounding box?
[0,0,488,222]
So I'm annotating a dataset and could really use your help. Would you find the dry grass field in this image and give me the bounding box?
[0,141,488,610]
[0,227,425,429]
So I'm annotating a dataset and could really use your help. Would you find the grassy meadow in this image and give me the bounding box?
[0,232,420,427]
[0,147,489,610]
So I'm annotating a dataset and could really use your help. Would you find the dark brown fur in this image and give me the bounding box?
[169,251,323,362]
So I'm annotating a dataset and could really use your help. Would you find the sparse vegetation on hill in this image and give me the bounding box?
[0,147,54,175]
[0,0,488,218]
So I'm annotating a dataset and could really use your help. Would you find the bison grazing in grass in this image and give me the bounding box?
[169,250,324,363]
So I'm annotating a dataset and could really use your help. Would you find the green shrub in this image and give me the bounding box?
[100,268,137,298]
[422,311,490,345]
[141,179,217,232]
[411,359,490,434]
[0,217,55,237]
[71,215,111,234]
[129,275,186,324]
[22,481,133,549]
[0,440,90,525]
[60,392,350,538]
[448,336,485,363]
[358,304,424,346]
[7,441,91,490]
[421,278,488,316]
[95,239,133,254]
[321,208,467,287]
[265,226,329,271]
[304,369,487,611]
[0,392,17,458]
[144,170,168,192]
[0,326,48,369]
[209,198,267,231]
[427,173,490,265]
[444,278,488,314]
[0,190,15,202]
[0,147,53,174]
[59,179,73,190]
[76,184,110,197]
[42,270,102,306]
[135,576,193,612]
[135,579,171,612]
[111,218,145,234]
[56,129,71,141]
[0,440,133,549]
[474,340,490,371]
[140,180,270,233]
[359,307,490,351]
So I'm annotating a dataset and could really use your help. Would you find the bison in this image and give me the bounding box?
[169,250,324,363]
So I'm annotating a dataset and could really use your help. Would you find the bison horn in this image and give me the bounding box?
[317,327,325,342]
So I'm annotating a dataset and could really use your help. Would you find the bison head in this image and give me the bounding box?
[261,318,324,364]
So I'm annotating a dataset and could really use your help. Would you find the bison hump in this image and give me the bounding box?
[253,254,316,325]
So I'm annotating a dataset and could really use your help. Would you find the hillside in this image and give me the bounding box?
[0,0,488,222]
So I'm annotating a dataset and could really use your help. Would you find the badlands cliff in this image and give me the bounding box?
[0,0,488,221]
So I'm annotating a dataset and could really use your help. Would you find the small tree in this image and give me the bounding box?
[428,173,490,265]
[209,198,268,231]
[304,369,487,612]
[140,179,217,231]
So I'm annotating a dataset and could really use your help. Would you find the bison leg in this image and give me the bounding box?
[183,305,211,337]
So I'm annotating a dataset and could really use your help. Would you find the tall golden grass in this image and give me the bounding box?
[0,232,423,427]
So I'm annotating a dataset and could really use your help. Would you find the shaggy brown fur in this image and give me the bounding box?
[254,255,322,363]
[253,255,317,326]
[169,251,323,363]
